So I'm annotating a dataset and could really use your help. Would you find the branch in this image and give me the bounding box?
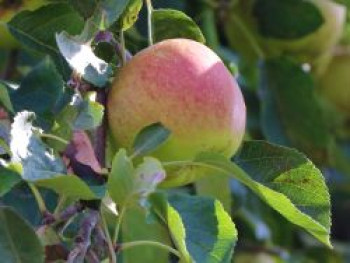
[67,209,99,263]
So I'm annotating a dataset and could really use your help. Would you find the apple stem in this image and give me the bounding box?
[145,0,154,45]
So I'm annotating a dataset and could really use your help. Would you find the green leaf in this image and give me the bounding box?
[152,9,206,43]
[70,0,98,19]
[0,137,10,155]
[10,58,64,130]
[1,184,56,226]
[132,123,171,158]
[7,3,84,78]
[234,141,331,227]
[56,31,113,87]
[133,157,166,206]
[108,149,135,207]
[150,192,237,263]
[74,99,104,130]
[94,0,131,28]
[0,164,22,197]
[253,0,324,39]
[10,112,66,181]
[195,176,232,214]
[47,94,104,152]
[0,118,11,155]
[0,207,44,263]
[117,0,143,31]
[121,205,171,263]
[0,83,14,114]
[259,57,333,163]
[108,149,165,207]
[35,174,104,200]
[190,141,331,247]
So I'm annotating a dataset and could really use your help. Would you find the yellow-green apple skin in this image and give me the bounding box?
[225,0,346,62]
[108,39,246,186]
[0,0,46,49]
[265,0,346,61]
[318,49,350,115]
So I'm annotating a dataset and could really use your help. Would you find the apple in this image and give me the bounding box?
[264,0,346,62]
[0,0,46,49]
[318,48,350,115]
[225,0,346,62]
[108,39,246,187]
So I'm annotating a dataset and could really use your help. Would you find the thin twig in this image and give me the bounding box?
[112,206,126,244]
[41,133,70,146]
[120,30,127,66]
[28,183,47,214]
[101,212,117,263]
[145,0,154,45]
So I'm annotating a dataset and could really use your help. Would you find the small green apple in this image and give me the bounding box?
[108,39,246,187]
[225,0,346,63]
[265,0,346,62]
[318,48,350,115]
[0,0,46,49]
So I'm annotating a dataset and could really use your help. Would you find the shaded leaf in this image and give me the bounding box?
[99,0,131,28]
[0,164,22,197]
[259,57,332,163]
[0,207,44,263]
[70,0,98,19]
[152,9,205,43]
[7,3,84,78]
[1,184,57,226]
[253,0,324,39]
[132,123,171,157]
[10,58,64,130]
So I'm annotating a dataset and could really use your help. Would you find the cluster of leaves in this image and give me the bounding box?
[0,0,343,262]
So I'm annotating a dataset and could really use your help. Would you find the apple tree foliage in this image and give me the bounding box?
[1,0,349,262]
